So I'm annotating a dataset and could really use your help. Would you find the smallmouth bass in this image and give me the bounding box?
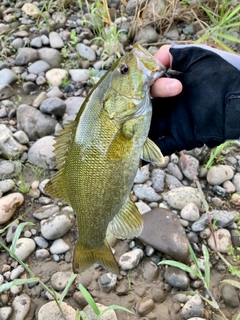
[45,44,166,274]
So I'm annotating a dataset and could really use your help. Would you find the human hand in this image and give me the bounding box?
[149,44,240,155]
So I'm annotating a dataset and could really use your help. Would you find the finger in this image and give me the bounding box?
[154,45,173,67]
[151,78,182,98]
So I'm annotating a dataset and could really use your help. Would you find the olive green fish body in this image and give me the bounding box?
[45,44,166,274]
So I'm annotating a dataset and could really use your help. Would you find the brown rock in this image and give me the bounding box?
[138,208,189,263]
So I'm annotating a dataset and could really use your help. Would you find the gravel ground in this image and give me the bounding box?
[0,1,240,319]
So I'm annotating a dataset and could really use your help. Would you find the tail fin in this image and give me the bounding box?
[73,239,119,274]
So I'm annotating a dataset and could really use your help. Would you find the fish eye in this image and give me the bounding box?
[120,64,129,75]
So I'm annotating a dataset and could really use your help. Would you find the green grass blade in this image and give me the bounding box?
[158,260,201,278]
[79,284,100,316]
[199,293,219,309]
[0,277,39,292]
[59,273,77,303]
[100,305,134,316]
[219,21,240,28]
[216,32,240,43]
[224,5,240,23]
[11,222,35,253]
[221,279,240,289]
[202,244,210,288]
[200,5,219,25]
[188,243,201,273]
[79,311,89,320]
[210,36,236,53]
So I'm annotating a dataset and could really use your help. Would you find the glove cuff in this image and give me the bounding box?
[225,92,240,140]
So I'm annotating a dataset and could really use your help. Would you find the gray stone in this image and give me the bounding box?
[0,84,13,100]
[0,160,20,179]
[0,106,8,117]
[162,186,204,212]
[133,184,161,202]
[119,248,144,270]
[192,210,237,232]
[13,238,36,261]
[51,271,72,291]
[167,162,183,180]
[36,75,47,85]
[134,165,150,184]
[15,48,39,66]
[179,154,199,180]
[13,130,29,144]
[34,236,49,249]
[0,307,12,320]
[165,266,190,290]
[50,239,70,254]
[49,31,64,49]
[45,68,69,87]
[52,12,67,28]
[165,26,179,40]
[0,179,15,194]
[40,97,66,117]
[12,294,31,320]
[181,294,204,319]
[134,25,159,44]
[47,86,64,98]
[10,265,25,280]
[136,297,155,316]
[38,48,63,68]
[138,208,189,263]
[135,201,151,214]
[65,96,85,116]
[36,249,50,261]
[222,180,236,193]
[221,283,239,307]
[40,210,75,240]
[76,43,96,61]
[27,60,50,74]
[11,38,24,49]
[165,173,183,188]
[40,34,50,45]
[207,229,232,253]
[33,204,60,220]
[0,69,18,85]
[28,136,55,169]
[30,36,42,48]
[98,273,117,293]
[69,69,90,82]
[207,165,234,185]
[82,303,117,320]
[17,104,58,141]
[232,172,240,192]
[22,81,38,94]
[38,301,76,320]
[151,168,165,192]
[180,202,200,222]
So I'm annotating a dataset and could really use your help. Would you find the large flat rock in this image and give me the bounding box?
[138,208,189,263]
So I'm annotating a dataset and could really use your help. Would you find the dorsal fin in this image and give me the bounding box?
[44,120,76,203]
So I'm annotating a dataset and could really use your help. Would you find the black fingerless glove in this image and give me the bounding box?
[149,46,240,155]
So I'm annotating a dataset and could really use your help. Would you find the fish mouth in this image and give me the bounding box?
[133,44,166,85]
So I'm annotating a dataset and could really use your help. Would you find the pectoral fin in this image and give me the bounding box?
[141,137,164,164]
[109,197,143,239]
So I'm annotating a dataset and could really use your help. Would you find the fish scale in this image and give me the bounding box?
[45,44,166,274]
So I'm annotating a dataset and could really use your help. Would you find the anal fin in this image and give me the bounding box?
[141,137,164,164]
[109,197,143,239]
